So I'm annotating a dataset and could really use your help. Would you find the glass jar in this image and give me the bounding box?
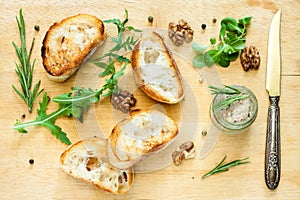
[210,85,258,133]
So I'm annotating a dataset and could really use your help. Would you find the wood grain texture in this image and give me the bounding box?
[0,0,300,199]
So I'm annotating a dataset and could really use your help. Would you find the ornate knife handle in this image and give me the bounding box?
[265,96,280,190]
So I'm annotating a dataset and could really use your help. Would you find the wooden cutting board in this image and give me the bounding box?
[0,0,300,199]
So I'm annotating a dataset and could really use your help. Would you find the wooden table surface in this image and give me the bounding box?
[1,0,299,199]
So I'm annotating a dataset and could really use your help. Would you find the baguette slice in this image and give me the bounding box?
[60,137,134,195]
[131,31,184,104]
[108,109,178,169]
[41,14,106,82]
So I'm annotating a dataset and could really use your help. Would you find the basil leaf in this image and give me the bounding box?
[219,24,226,40]
[205,50,220,67]
[238,16,252,25]
[231,39,245,51]
[193,54,206,68]
[218,58,230,68]
[210,38,217,45]
[226,51,239,61]
[192,43,208,53]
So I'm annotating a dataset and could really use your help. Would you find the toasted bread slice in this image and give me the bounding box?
[131,31,184,104]
[41,14,106,82]
[108,109,178,169]
[60,137,134,194]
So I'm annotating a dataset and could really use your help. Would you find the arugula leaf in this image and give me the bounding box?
[93,10,140,79]
[192,16,252,68]
[104,9,142,34]
[13,93,72,144]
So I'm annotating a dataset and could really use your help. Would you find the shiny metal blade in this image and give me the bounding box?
[266,9,281,97]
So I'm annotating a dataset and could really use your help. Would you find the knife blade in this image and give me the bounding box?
[265,9,282,190]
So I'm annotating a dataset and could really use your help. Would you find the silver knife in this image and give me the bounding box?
[265,9,282,190]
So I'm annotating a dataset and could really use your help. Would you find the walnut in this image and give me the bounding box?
[240,46,261,71]
[168,19,194,46]
[172,141,195,166]
[172,150,185,166]
[111,89,137,113]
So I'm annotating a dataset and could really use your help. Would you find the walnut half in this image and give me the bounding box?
[111,89,137,113]
[172,141,195,166]
[168,19,194,46]
[240,46,261,71]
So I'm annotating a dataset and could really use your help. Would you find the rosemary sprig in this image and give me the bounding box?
[12,9,44,113]
[209,85,241,95]
[209,85,249,113]
[202,155,250,179]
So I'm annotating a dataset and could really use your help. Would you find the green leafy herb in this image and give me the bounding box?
[13,93,72,145]
[209,85,249,113]
[104,9,142,34]
[12,9,44,113]
[192,16,252,68]
[13,9,138,144]
[90,8,141,96]
[202,155,250,179]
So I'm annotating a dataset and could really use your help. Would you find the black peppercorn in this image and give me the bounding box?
[21,114,26,119]
[34,25,40,31]
[29,159,34,165]
[148,16,153,23]
[212,18,217,23]
[201,24,206,30]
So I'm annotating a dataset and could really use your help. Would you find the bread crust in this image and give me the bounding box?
[60,137,134,194]
[108,109,178,168]
[41,13,106,82]
[131,31,184,104]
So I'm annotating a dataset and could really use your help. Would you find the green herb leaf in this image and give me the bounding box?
[218,56,230,67]
[210,38,217,45]
[192,43,208,53]
[230,39,245,51]
[93,10,140,79]
[226,51,240,61]
[104,9,142,34]
[209,85,250,113]
[205,50,220,67]
[12,9,44,112]
[13,93,72,144]
[192,54,206,68]
[219,23,226,41]
[192,16,252,68]
[239,16,252,26]
[209,85,241,95]
[202,155,250,179]
[221,18,239,32]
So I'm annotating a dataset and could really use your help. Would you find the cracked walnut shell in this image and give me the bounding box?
[240,46,261,71]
